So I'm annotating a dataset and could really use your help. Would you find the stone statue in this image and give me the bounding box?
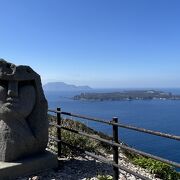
[0,59,48,162]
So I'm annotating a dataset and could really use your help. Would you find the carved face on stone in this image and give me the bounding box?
[0,80,36,119]
[0,59,48,161]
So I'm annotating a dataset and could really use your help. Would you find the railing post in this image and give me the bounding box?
[112,117,119,180]
[57,107,61,158]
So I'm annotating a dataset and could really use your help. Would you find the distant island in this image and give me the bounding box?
[43,82,92,91]
[73,90,180,101]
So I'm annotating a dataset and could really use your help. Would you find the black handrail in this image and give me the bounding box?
[49,109,180,141]
[49,122,180,168]
[48,108,180,180]
[61,110,180,141]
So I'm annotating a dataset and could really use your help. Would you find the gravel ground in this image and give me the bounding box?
[17,152,161,180]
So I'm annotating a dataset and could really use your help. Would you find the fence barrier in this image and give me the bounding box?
[48,108,180,180]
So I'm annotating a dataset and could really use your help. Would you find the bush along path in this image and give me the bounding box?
[17,115,180,180]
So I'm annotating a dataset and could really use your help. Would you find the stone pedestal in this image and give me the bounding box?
[0,151,58,180]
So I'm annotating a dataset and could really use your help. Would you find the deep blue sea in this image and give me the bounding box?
[45,88,180,165]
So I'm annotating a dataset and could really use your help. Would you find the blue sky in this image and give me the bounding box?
[0,0,180,88]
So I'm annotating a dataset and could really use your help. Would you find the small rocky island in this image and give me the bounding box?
[73,90,180,101]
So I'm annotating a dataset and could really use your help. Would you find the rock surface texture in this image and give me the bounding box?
[0,59,48,162]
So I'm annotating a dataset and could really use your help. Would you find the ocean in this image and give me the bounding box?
[45,88,180,165]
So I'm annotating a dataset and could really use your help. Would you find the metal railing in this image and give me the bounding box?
[48,108,180,180]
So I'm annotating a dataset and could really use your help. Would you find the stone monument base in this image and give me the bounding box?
[0,150,58,180]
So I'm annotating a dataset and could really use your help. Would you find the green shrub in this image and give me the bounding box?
[133,157,180,180]
[97,175,113,180]
[61,128,99,157]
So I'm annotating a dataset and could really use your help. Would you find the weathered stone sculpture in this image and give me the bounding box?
[0,59,48,162]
